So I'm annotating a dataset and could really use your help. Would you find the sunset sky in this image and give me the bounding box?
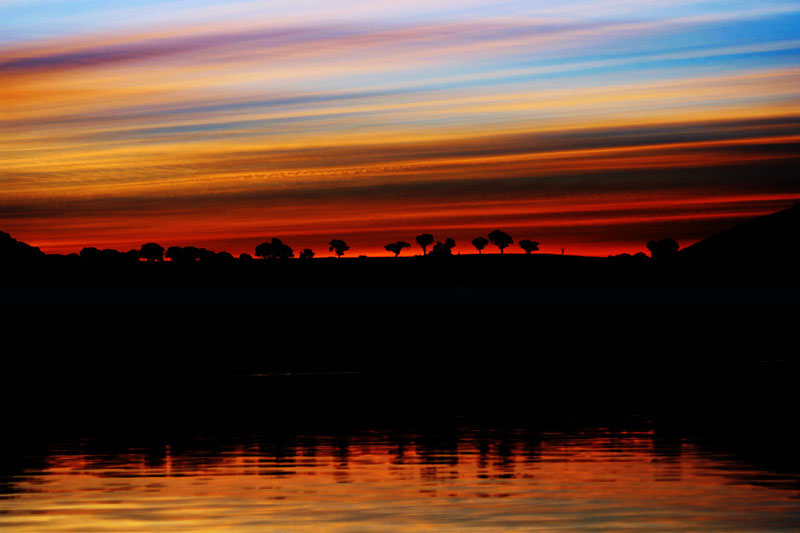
[2,0,799,257]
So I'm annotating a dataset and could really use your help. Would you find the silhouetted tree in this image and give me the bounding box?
[255,238,294,261]
[165,246,182,262]
[80,247,100,261]
[239,253,253,263]
[255,241,273,260]
[80,247,130,264]
[215,251,234,264]
[519,239,540,254]
[277,242,294,261]
[429,238,456,257]
[329,239,349,258]
[610,251,650,265]
[647,238,679,262]
[100,249,125,262]
[488,230,513,254]
[139,242,165,262]
[472,237,489,254]
[166,246,201,263]
[183,246,201,262]
[415,233,434,256]
[196,248,216,263]
[385,241,411,257]
[299,248,315,260]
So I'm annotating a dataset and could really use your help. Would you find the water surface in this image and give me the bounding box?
[2,424,798,532]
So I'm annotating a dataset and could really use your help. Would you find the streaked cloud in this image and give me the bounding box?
[1,1,799,256]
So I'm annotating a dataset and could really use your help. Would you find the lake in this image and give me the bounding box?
[2,378,799,533]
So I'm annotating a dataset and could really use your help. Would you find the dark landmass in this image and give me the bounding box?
[681,200,800,264]
[0,204,797,379]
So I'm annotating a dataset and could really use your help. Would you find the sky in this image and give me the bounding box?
[1,0,799,257]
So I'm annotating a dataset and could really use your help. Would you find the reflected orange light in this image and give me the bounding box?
[1,431,797,531]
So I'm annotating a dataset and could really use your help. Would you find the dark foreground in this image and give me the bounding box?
[2,252,798,376]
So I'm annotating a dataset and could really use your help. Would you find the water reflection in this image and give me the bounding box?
[1,426,799,531]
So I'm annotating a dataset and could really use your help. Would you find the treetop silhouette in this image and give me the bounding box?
[79,247,138,264]
[471,237,489,254]
[215,251,234,264]
[166,246,201,263]
[488,230,513,254]
[429,238,456,257]
[256,238,294,261]
[329,239,349,258]
[385,241,411,257]
[519,239,540,254]
[139,243,165,262]
[647,238,679,262]
[415,233,434,255]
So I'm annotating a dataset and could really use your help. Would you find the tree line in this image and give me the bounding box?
[2,226,681,264]
[87,229,544,263]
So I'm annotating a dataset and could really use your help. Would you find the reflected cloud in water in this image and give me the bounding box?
[1,426,798,531]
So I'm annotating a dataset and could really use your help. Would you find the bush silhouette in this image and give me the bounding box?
[488,230,513,254]
[255,241,272,260]
[429,238,456,257]
[80,247,100,261]
[277,242,294,261]
[166,246,216,263]
[197,248,217,262]
[610,252,650,265]
[415,234,434,256]
[184,246,202,262]
[329,239,349,258]
[165,246,182,262]
[139,243,165,262]
[299,248,315,260]
[647,238,679,261]
[519,239,540,254]
[471,237,489,254]
[166,246,199,263]
[215,251,234,264]
[385,241,411,257]
[80,247,133,264]
[255,238,294,261]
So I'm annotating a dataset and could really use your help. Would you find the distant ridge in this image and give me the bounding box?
[0,230,45,262]
[680,203,800,264]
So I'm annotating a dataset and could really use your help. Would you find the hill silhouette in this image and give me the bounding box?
[681,203,800,269]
